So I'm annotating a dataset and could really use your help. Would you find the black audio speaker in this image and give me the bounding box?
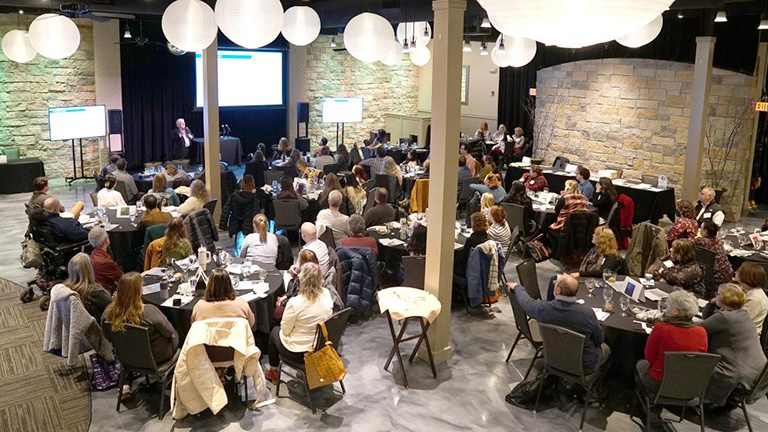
[108,109,123,135]
[297,102,309,124]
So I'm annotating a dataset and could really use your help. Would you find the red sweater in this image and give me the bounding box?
[90,248,123,294]
[645,322,708,381]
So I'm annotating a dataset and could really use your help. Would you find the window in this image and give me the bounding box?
[461,66,469,105]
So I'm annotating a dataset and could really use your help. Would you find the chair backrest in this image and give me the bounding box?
[693,245,716,297]
[641,175,659,187]
[402,255,426,289]
[318,225,336,249]
[203,198,218,215]
[364,187,378,213]
[373,174,398,203]
[508,290,538,344]
[458,177,479,201]
[538,323,586,379]
[273,199,302,229]
[501,203,526,237]
[315,307,353,350]
[515,259,542,300]
[114,180,131,203]
[105,323,159,373]
[746,360,768,404]
[323,163,340,175]
[362,178,375,192]
[655,352,721,404]
[360,147,370,159]
[90,191,98,207]
[264,170,283,186]
[204,345,236,365]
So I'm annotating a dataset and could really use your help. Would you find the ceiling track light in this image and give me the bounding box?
[480,42,488,55]
[329,36,337,48]
[715,11,727,23]
[498,35,506,54]
[123,26,132,39]
[481,17,491,28]
[409,35,416,49]
[402,39,410,53]
[677,10,683,19]
[463,39,472,52]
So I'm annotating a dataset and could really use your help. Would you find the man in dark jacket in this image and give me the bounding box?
[695,186,724,227]
[363,188,396,228]
[171,118,194,160]
[508,275,611,374]
[40,197,89,244]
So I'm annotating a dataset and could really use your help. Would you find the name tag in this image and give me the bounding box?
[529,180,535,185]
[703,212,712,218]
[663,260,674,268]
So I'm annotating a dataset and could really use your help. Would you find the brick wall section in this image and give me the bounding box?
[304,36,419,149]
[534,58,755,220]
[0,16,98,180]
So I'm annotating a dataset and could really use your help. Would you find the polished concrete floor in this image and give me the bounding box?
[2,180,768,431]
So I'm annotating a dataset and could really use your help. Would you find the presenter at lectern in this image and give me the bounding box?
[171,118,194,160]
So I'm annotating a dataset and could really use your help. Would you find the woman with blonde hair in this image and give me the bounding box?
[264,263,333,382]
[145,217,193,270]
[549,179,588,232]
[178,179,210,215]
[480,192,495,218]
[64,252,112,320]
[146,173,180,207]
[163,161,190,184]
[239,214,278,265]
[381,156,403,185]
[735,262,768,334]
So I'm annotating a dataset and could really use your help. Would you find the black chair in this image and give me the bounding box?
[501,203,531,239]
[500,138,515,168]
[457,177,480,217]
[602,201,618,226]
[276,308,353,414]
[402,256,426,289]
[552,156,570,170]
[363,188,378,213]
[634,352,721,432]
[264,170,283,186]
[360,147,370,159]
[106,323,179,420]
[362,178,375,192]
[204,344,249,401]
[641,175,659,187]
[515,259,542,300]
[318,226,336,249]
[693,246,717,299]
[90,191,98,207]
[274,199,302,244]
[323,163,340,175]
[114,180,134,204]
[761,318,768,355]
[534,323,609,431]
[506,288,543,380]
[373,174,399,203]
[203,198,218,216]
[740,360,768,432]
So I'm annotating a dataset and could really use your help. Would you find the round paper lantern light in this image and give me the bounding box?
[162,0,217,52]
[505,35,537,67]
[478,0,673,48]
[28,14,80,60]
[281,6,321,46]
[216,0,284,49]
[616,15,664,48]
[396,22,431,48]
[2,30,37,63]
[490,46,510,68]
[344,13,394,63]
[380,39,404,66]
[409,46,431,66]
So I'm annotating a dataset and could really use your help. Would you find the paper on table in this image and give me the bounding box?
[592,308,611,322]
[644,288,669,302]
[226,263,242,274]
[104,223,119,231]
[639,278,655,286]
[161,294,194,308]
[697,298,709,309]
[143,267,166,277]
[142,283,161,295]
[239,291,268,302]
[380,238,406,247]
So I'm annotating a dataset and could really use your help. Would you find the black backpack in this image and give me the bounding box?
[505,374,558,409]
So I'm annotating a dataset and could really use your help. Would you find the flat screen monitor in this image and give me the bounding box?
[195,50,284,108]
[48,105,107,141]
[322,98,363,123]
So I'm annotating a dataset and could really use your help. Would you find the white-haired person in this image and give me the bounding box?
[299,222,330,276]
[316,190,351,245]
[88,227,123,294]
[171,118,194,160]
[695,186,725,227]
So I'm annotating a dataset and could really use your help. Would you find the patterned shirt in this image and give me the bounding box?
[666,217,698,246]
[692,236,734,286]
[521,173,548,192]
[359,156,389,177]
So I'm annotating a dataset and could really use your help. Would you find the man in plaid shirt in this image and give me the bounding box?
[359,146,391,177]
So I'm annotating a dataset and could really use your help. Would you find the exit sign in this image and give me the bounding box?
[529,88,537,96]
[756,101,768,112]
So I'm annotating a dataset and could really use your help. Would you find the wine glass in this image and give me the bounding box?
[259,269,267,282]
[736,223,743,233]
[644,272,653,285]
[620,295,631,317]
[602,269,611,285]
[129,212,137,225]
[603,284,614,303]
[586,279,596,297]
[242,260,252,278]
[189,253,197,269]
[658,298,668,315]
[164,266,174,283]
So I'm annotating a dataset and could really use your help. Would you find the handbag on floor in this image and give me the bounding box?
[524,234,550,263]
[90,352,121,391]
[304,322,346,390]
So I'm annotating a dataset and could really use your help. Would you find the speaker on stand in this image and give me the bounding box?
[296,102,310,153]
[107,109,124,154]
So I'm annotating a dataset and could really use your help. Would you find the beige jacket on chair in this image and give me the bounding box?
[170,318,265,419]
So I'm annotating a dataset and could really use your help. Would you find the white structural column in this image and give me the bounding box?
[682,36,716,201]
[202,36,221,221]
[420,0,466,365]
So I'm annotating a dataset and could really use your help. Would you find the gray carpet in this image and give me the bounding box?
[0,278,90,432]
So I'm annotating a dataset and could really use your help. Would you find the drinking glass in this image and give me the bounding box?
[129,213,137,225]
[230,275,240,289]
[189,254,197,268]
[602,269,611,285]
[242,260,251,278]
[188,274,198,293]
[164,266,174,283]
[603,285,614,302]
[259,269,267,282]
[644,272,653,285]
[586,279,596,297]
[736,223,743,233]
[658,298,668,315]
[102,214,110,226]
[620,295,631,317]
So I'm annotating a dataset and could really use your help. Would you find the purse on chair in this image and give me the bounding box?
[304,322,346,390]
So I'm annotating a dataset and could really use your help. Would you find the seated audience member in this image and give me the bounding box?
[592,177,618,220]
[520,165,548,192]
[480,192,495,218]
[191,268,255,325]
[276,175,309,211]
[701,283,767,407]
[297,159,320,181]
[100,154,120,177]
[318,173,353,215]
[282,149,302,178]
[239,214,278,265]
[335,143,350,170]
[314,136,329,157]
[316,190,351,244]
[353,164,368,185]
[277,250,320,312]
[695,186,725,227]
[345,173,366,212]
[177,179,210,215]
[146,174,180,207]
[647,239,705,297]
[489,124,509,156]
[380,156,403,186]
[144,217,193,270]
[549,179,588,232]
[97,174,126,207]
[314,146,335,173]
[29,176,53,208]
[501,180,537,234]
[459,144,477,177]
[479,121,490,140]
[457,156,473,195]
[162,161,191,185]
[300,222,331,275]
[222,174,270,237]
[762,218,768,233]
[635,290,707,400]
[666,199,698,246]
[339,214,378,257]
[407,225,428,256]
[64,252,112,320]
[403,149,421,169]
[274,137,292,160]
[576,167,594,200]
[40,197,88,243]
[363,188,397,228]
[509,275,611,374]
[735,263,768,334]
[112,158,139,203]
[691,220,733,288]
[88,228,123,294]
[511,127,525,155]
[477,155,495,181]
[470,172,506,203]
[488,206,512,253]
[138,194,172,229]
[454,212,489,277]
[372,128,388,146]
[359,146,390,177]
[264,263,333,383]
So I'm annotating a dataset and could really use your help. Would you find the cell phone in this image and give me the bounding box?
[173,298,182,307]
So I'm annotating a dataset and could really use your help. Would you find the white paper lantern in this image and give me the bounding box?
[506,36,537,67]
[2,30,37,63]
[281,6,321,46]
[216,0,284,49]
[479,0,673,48]
[162,0,217,52]
[344,13,395,63]
[491,45,510,68]
[616,15,664,48]
[28,14,80,60]
[396,22,431,48]
[380,40,404,66]
[409,46,431,67]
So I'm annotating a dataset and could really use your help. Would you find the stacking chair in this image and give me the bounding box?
[203,198,218,216]
[362,179,375,192]
[633,352,720,432]
[264,170,283,186]
[602,202,618,227]
[457,177,480,217]
[506,289,543,380]
[693,246,717,298]
[501,203,532,240]
[90,191,98,207]
[106,323,179,420]
[276,308,353,414]
[323,163,340,176]
[318,225,336,249]
[515,259,542,300]
[363,188,378,213]
[402,256,426,289]
[274,199,302,244]
[740,361,768,432]
[534,323,610,431]
[204,345,249,401]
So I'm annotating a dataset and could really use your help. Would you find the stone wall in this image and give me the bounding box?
[304,36,420,149]
[0,16,98,180]
[534,58,755,220]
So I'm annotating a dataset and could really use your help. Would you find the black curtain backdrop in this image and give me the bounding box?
[497,14,761,141]
[120,21,289,169]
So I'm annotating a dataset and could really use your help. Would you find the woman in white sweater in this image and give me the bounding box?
[97,174,126,207]
[178,179,210,215]
[264,263,333,382]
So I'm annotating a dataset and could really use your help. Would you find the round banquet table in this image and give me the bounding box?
[87,208,145,272]
[723,233,768,271]
[367,225,467,278]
